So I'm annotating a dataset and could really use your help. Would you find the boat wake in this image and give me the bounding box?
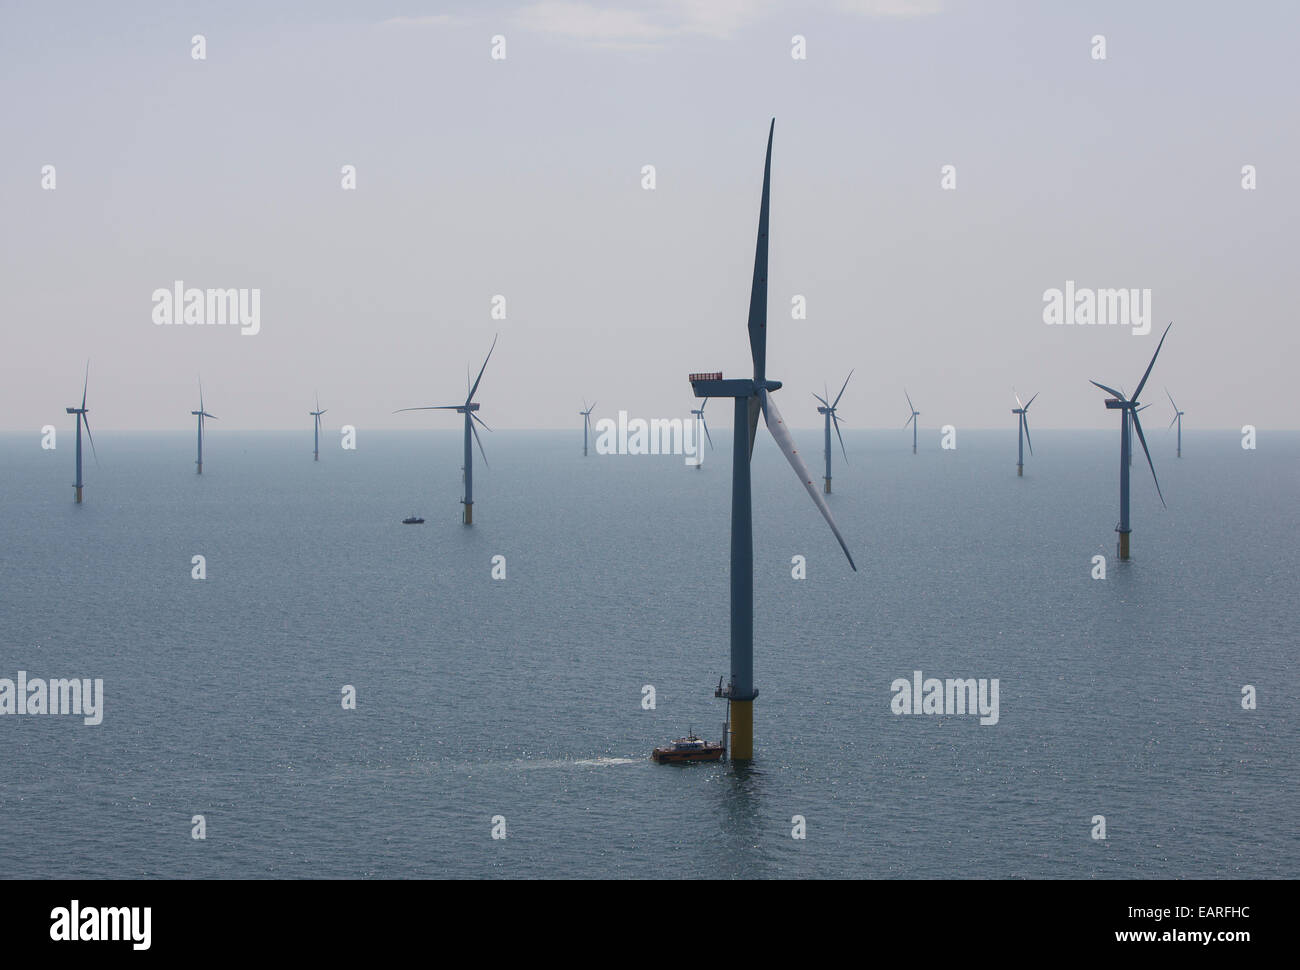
[437,755,642,775]
[509,756,640,771]
[571,757,640,767]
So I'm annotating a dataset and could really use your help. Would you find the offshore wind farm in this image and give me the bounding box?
[2,1,1297,893]
[3,425,1296,879]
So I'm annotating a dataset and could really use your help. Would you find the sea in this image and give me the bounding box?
[1,427,1296,879]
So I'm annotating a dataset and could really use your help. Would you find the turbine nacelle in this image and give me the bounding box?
[689,376,782,398]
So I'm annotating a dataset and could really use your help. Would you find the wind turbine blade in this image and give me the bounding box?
[466,333,498,404]
[700,414,714,450]
[904,388,914,413]
[746,396,761,458]
[205,413,218,420]
[833,413,848,464]
[1168,413,1179,430]
[590,400,597,411]
[747,120,774,386]
[1090,380,1126,400]
[82,361,89,411]
[1024,392,1039,410]
[761,393,856,570]
[903,413,914,429]
[1132,322,1172,402]
[1131,411,1165,508]
[832,369,853,408]
[83,415,99,465]
[394,406,461,412]
[1014,389,1023,409]
[470,419,489,468]
[1023,417,1033,456]
[471,412,492,432]
[812,392,829,407]
[1165,387,1178,411]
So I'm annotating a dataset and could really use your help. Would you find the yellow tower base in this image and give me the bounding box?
[1119,531,1130,561]
[463,503,473,525]
[823,478,831,494]
[1017,465,1023,476]
[75,486,82,503]
[730,700,753,760]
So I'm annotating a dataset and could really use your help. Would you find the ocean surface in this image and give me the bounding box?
[1,427,1296,879]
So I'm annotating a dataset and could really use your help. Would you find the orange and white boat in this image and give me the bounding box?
[651,733,724,764]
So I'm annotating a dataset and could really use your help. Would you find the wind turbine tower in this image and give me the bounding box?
[1167,388,1185,458]
[689,398,714,468]
[580,401,596,457]
[311,393,327,461]
[192,382,217,475]
[397,335,497,525]
[1011,390,1038,476]
[1090,323,1172,561]
[904,391,920,454]
[688,120,856,761]
[814,371,851,493]
[65,363,97,503]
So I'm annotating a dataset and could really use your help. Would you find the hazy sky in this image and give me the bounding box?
[2,0,1296,431]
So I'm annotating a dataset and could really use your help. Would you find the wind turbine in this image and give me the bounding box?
[397,334,497,525]
[1011,389,1038,476]
[1167,388,1184,458]
[813,371,852,493]
[689,397,713,469]
[579,400,596,457]
[191,381,217,475]
[1090,322,1172,561]
[688,120,856,761]
[903,390,920,454]
[65,362,97,503]
[310,393,327,461]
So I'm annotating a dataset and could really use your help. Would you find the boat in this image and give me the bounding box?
[651,733,724,764]
[401,516,425,524]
